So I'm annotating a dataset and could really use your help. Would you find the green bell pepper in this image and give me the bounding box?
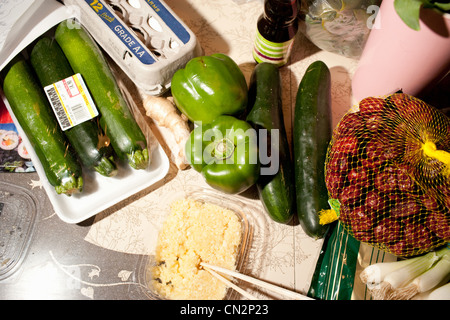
[185,115,260,194]
[171,53,248,124]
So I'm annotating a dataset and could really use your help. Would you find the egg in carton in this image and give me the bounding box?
[62,0,202,95]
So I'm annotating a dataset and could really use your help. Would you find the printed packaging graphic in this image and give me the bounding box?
[0,99,35,173]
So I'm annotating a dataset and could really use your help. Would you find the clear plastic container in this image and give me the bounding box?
[136,185,269,300]
[0,181,38,281]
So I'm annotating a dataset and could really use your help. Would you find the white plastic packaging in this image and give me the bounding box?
[0,0,171,224]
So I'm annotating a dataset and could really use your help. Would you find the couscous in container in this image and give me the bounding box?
[137,185,269,300]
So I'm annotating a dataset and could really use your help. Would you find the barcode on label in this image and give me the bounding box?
[43,74,99,131]
[45,86,71,130]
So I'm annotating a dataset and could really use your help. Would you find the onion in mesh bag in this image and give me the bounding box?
[322,93,450,257]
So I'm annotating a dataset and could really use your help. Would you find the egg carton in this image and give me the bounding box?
[63,0,202,95]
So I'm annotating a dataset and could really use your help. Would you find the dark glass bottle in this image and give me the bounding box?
[253,0,299,67]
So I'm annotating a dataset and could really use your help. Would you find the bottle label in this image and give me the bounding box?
[253,29,294,66]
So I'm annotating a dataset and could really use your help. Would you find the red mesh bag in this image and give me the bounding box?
[323,93,450,257]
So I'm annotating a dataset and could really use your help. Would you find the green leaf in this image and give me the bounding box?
[434,2,450,12]
[328,199,341,217]
[394,0,424,30]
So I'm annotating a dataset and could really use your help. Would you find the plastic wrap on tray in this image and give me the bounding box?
[299,0,381,59]
[1,12,170,223]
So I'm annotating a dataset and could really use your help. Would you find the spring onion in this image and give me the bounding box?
[392,252,450,299]
[360,246,450,300]
[424,282,450,300]
[413,282,450,300]
[359,258,416,288]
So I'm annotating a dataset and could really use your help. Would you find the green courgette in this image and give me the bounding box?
[2,59,83,195]
[247,63,295,224]
[293,61,332,239]
[54,20,149,170]
[30,37,118,177]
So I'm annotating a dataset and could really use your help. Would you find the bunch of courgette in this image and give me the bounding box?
[3,59,84,196]
[1,20,149,196]
[30,37,118,178]
[54,21,148,170]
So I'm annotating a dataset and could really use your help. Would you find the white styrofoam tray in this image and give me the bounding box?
[2,91,170,224]
[0,0,170,224]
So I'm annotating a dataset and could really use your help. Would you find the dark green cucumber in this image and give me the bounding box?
[247,62,295,224]
[2,59,83,195]
[54,20,149,170]
[293,61,332,239]
[30,37,118,177]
